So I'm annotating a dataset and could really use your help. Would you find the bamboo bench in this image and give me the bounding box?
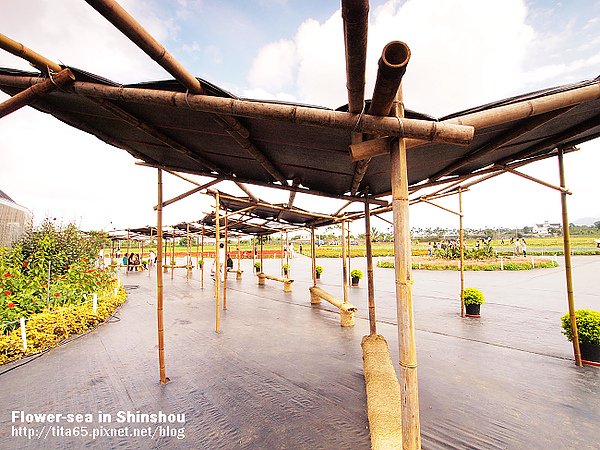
[163,264,193,273]
[257,272,294,292]
[227,269,243,280]
[309,286,357,327]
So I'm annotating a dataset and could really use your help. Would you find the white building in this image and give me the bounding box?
[0,189,33,247]
[532,220,561,235]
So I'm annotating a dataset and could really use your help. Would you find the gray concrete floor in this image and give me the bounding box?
[0,255,598,449]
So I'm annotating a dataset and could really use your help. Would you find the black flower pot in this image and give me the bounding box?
[580,342,600,364]
[351,276,360,286]
[465,304,481,317]
[316,272,321,279]
[255,267,260,273]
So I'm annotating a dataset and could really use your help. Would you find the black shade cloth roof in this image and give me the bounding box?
[1,67,599,198]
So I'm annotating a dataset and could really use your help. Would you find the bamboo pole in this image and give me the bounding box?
[459,188,465,318]
[186,223,190,282]
[126,229,130,276]
[342,221,349,304]
[503,165,571,194]
[280,231,284,271]
[83,0,204,94]
[171,229,175,280]
[0,33,62,73]
[558,149,582,367]
[365,196,376,335]
[201,225,205,288]
[342,0,369,114]
[215,193,221,333]
[391,86,421,449]
[153,179,222,210]
[347,224,351,286]
[156,169,167,383]
[370,41,411,117]
[237,237,241,272]
[223,216,228,311]
[148,226,153,277]
[285,231,290,277]
[311,228,317,287]
[260,236,264,274]
[0,69,75,119]
[15,79,474,144]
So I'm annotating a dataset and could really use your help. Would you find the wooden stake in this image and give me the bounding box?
[342,221,349,304]
[364,196,377,335]
[156,169,168,383]
[390,86,421,449]
[459,188,465,318]
[215,193,221,333]
[558,149,582,367]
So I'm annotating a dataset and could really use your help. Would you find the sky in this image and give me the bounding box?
[1,0,599,235]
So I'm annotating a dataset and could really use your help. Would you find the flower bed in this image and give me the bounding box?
[377,256,559,271]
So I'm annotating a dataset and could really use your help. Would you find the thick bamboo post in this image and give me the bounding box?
[391,86,421,449]
[459,188,465,318]
[252,236,256,268]
[126,229,130,275]
[311,228,317,287]
[558,149,582,367]
[156,169,168,383]
[342,221,349,304]
[148,226,153,277]
[365,196,377,335]
[215,193,221,333]
[0,68,75,119]
[280,231,284,271]
[224,216,228,311]
[285,231,290,277]
[347,224,352,286]
[342,0,369,114]
[201,225,205,288]
[237,237,241,271]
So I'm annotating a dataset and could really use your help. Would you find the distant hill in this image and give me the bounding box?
[573,217,600,226]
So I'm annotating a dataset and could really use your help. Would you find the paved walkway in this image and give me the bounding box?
[0,255,598,449]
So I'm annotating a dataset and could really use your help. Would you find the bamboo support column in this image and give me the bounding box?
[223,216,228,311]
[280,231,284,271]
[342,221,349,304]
[311,227,317,287]
[148,226,153,277]
[126,229,130,275]
[558,149,582,367]
[459,188,465,318]
[201,225,205,288]
[260,237,264,274]
[347,224,351,286]
[252,236,256,268]
[285,231,290,277]
[215,193,221,333]
[156,169,168,383]
[364,197,377,335]
[391,86,421,449]
[186,223,190,281]
[237,237,241,272]
[171,229,175,280]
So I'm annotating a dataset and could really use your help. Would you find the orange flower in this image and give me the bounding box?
[7,302,14,309]
[4,290,12,296]
[54,292,60,297]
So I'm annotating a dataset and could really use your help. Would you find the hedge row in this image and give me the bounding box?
[376,260,559,271]
[0,287,126,365]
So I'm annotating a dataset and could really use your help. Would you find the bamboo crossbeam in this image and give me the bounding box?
[235,182,259,202]
[355,80,600,160]
[0,77,474,143]
[427,108,572,182]
[342,0,369,113]
[558,149,582,367]
[0,69,75,119]
[84,0,203,93]
[421,199,462,217]
[503,165,571,194]
[0,33,62,74]
[154,179,222,210]
[135,161,389,206]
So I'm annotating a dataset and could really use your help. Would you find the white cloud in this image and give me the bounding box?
[248,39,298,92]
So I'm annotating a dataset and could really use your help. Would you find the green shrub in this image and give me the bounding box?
[350,269,363,279]
[0,287,126,365]
[253,261,261,269]
[561,309,600,345]
[315,265,323,274]
[463,288,485,305]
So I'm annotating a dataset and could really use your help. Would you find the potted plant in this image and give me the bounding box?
[282,263,290,277]
[198,259,204,269]
[561,309,600,364]
[253,261,261,273]
[315,265,323,280]
[351,269,363,286]
[463,287,485,317]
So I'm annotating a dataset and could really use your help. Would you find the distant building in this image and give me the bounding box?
[532,220,561,235]
[0,189,33,247]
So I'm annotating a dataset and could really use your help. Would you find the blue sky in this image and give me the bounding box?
[0,0,599,232]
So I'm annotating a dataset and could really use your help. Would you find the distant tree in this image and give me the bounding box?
[595,221,600,229]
